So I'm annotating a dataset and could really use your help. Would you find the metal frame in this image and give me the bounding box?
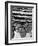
[5,1,37,45]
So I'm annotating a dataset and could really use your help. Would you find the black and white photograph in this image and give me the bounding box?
[10,5,32,40]
[5,1,37,44]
